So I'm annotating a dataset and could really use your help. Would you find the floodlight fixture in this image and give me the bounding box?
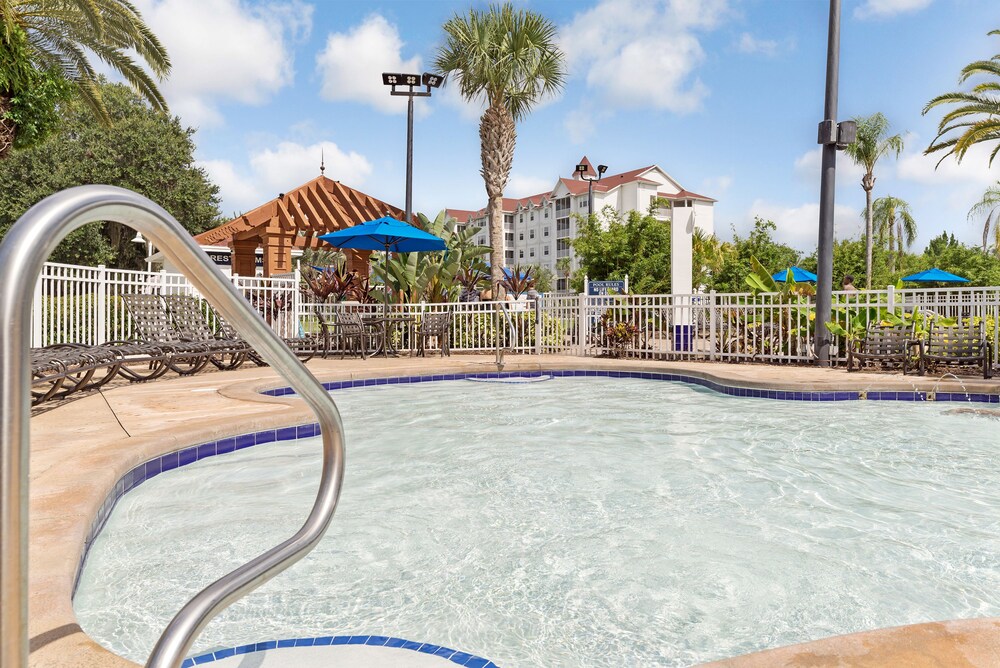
[597,164,608,175]
[575,164,588,174]
[577,161,608,215]
[381,72,402,86]
[422,72,443,88]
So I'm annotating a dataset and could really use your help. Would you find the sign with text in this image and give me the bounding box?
[587,280,626,296]
[206,252,263,267]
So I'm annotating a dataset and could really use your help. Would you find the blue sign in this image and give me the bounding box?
[588,280,626,296]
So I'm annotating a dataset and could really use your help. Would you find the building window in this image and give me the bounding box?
[505,232,514,243]
[557,278,567,291]
[544,227,549,237]
[519,233,524,241]
[530,213,535,221]
[530,249,535,258]
[530,230,535,239]
[519,214,523,222]
[544,210,549,218]
[544,246,549,256]
[519,250,524,259]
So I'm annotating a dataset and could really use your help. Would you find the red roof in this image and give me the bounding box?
[445,208,478,223]
[657,189,717,203]
[574,156,595,179]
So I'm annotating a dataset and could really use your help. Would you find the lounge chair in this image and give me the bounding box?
[30,344,120,405]
[847,323,915,374]
[121,294,222,375]
[162,295,250,370]
[416,311,451,357]
[917,322,993,379]
[206,301,319,365]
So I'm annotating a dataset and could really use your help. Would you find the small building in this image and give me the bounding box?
[152,175,406,277]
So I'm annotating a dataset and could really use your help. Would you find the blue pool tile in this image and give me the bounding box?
[196,443,215,460]
[401,640,423,650]
[418,644,443,654]
[255,430,276,445]
[363,378,376,386]
[277,638,296,648]
[276,426,297,441]
[313,636,334,645]
[254,641,277,651]
[234,644,255,655]
[293,637,315,647]
[366,636,390,646]
[331,636,350,645]
[387,377,400,384]
[160,451,179,472]
[181,659,194,668]
[213,648,235,659]
[375,377,389,385]
[463,660,490,668]
[235,434,255,450]
[433,646,456,659]
[448,652,475,665]
[296,424,316,438]
[347,635,370,645]
[896,392,916,401]
[192,653,215,665]
[178,447,197,466]
[384,637,407,648]
[216,437,236,454]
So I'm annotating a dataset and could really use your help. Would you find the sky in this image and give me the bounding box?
[128,0,1000,254]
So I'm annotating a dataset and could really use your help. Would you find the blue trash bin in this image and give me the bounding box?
[673,324,693,352]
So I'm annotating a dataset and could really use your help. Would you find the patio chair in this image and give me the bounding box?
[917,322,993,379]
[30,344,120,405]
[316,311,369,359]
[847,322,916,374]
[162,295,250,370]
[416,311,452,357]
[121,294,220,375]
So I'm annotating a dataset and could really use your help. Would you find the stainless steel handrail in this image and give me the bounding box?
[0,186,346,668]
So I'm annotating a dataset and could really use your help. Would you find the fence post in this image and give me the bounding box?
[292,264,302,336]
[95,264,107,346]
[709,290,717,362]
[31,269,43,348]
[578,292,587,356]
[534,297,542,356]
[887,284,895,311]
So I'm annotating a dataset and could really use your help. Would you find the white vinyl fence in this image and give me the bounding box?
[29,261,1000,367]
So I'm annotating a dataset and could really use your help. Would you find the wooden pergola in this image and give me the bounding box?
[194,175,406,277]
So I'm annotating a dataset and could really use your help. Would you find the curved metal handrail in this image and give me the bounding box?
[0,186,346,668]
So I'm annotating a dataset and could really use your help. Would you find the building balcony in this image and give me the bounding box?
[555,207,571,217]
[556,249,571,259]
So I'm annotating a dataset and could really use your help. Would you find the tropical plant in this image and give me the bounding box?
[456,265,488,302]
[302,263,358,303]
[968,181,1000,254]
[0,0,170,157]
[297,247,345,270]
[870,196,916,273]
[843,113,904,289]
[572,207,672,293]
[692,228,731,291]
[923,29,1000,167]
[435,3,566,294]
[708,217,799,294]
[500,263,535,298]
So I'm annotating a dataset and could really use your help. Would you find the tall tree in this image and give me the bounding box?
[968,181,1000,254]
[923,29,1000,167]
[0,81,221,268]
[435,3,565,294]
[870,195,916,273]
[842,113,904,289]
[0,0,170,157]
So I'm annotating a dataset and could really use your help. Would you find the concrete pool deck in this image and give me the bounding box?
[25,354,1000,667]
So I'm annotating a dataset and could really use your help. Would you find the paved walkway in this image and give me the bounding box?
[25,355,1000,667]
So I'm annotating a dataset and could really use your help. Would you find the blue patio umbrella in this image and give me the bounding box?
[901,268,970,283]
[772,266,818,283]
[318,215,447,311]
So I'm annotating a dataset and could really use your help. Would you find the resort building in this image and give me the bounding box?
[447,157,716,292]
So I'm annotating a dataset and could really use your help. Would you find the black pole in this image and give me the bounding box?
[588,179,594,217]
[815,0,841,366]
[405,95,414,224]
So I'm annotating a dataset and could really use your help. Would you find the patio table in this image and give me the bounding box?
[362,315,417,357]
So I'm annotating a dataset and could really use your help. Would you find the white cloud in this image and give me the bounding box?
[699,175,733,198]
[200,140,373,214]
[507,174,556,199]
[794,147,868,184]
[561,0,728,113]
[135,0,310,127]
[896,133,1000,188]
[565,108,598,144]
[315,14,426,116]
[735,33,778,56]
[436,80,487,121]
[747,199,859,251]
[854,0,932,20]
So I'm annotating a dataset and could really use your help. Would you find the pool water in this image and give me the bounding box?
[74,378,1000,667]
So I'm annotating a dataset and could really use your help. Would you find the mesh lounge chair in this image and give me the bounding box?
[30,344,120,405]
[416,311,451,357]
[207,302,318,365]
[121,294,223,375]
[162,295,250,370]
[847,322,916,374]
[917,321,993,379]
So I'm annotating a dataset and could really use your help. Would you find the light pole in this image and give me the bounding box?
[381,72,442,223]
[576,162,607,217]
[814,0,856,366]
[132,231,153,272]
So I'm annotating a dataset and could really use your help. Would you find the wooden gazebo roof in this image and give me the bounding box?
[195,175,406,251]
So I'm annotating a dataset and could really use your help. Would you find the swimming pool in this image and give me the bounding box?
[74,377,1000,666]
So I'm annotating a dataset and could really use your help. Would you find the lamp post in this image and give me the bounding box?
[381,72,442,224]
[132,231,153,272]
[814,0,856,366]
[576,163,608,217]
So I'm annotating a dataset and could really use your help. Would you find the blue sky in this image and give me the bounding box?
[132,0,1000,253]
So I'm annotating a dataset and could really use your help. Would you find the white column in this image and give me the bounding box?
[96,264,107,345]
[671,207,695,351]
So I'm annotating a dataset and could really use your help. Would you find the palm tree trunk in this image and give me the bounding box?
[479,102,516,295]
[0,94,16,159]
[863,178,874,289]
[887,216,895,274]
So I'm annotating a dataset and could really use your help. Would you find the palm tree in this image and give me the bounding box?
[870,196,916,274]
[923,29,1000,167]
[0,0,170,157]
[968,181,1000,254]
[435,4,565,294]
[842,113,904,289]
